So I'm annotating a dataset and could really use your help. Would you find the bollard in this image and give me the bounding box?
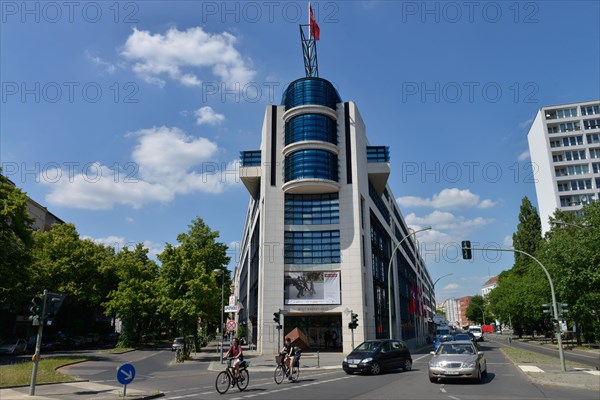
[317,351,320,368]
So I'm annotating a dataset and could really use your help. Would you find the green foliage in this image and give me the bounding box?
[157,217,230,337]
[489,201,600,341]
[103,244,160,347]
[511,196,542,272]
[0,174,34,310]
[466,295,493,325]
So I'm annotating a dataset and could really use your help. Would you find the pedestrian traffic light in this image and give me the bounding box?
[559,303,569,316]
[30,296,43,317]
[45,293,66,325]
[461,241,472,260]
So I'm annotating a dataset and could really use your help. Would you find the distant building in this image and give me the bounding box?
[527,100,600,233]
[481,276,498,297]
[5,177,64,231]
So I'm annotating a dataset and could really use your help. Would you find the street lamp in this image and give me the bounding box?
[470,302,486,325]
[213,269,225,364]
[387,226,432,339]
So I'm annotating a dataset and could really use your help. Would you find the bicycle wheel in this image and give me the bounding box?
[274,365,285,384]
[237,369,249,391]
[290,366,300,382]
[215,371,231,394]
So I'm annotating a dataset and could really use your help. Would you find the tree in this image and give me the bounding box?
[466,295,490,325]
[103,244,160,346]
[511,196,542,272]
[0,174,34,311]
[157,217,230,338]
[540,202,600,342]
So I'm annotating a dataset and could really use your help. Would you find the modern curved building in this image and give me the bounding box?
[235,76,435,354]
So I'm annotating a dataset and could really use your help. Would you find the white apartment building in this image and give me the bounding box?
[234,76,434,354]
[527,100,600,233]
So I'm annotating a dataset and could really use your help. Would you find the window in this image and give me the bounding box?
[284,149,339,182]
[555,164,589,177]
[561,136,583,147]
[550,140,561,148]
[593,163,600,174]
[285,114,337,145]
[284,193,339,225]
[569,179,592,191]
[581,104,600,116]
[559,122,580,132]
[590,148,600,159]
[284,230,340,264]
[564,150,586,161]
[554,108,578,119]
[369,182,390,224]
[560,194,595,207]
[240,150,261,166]
[583,119,600,130]
[367,146,390,162]
[557,182,569,192]
[552,153,564,162]
[282,77,341,110]
[587,134,600,144]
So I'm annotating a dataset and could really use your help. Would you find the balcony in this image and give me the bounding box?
[240,150,261,198]
[367,146,390,194]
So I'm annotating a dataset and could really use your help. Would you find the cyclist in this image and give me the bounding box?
[281,337,294,379]
[225,337,244,380]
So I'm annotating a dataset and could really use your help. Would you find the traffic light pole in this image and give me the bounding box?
[464,246,566,372]
[29,290,47,396]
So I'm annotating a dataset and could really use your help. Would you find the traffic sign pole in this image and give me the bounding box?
[117,363,136,397]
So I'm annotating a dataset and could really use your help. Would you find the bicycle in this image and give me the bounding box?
[274,352,300,384]
[215,357,249,394]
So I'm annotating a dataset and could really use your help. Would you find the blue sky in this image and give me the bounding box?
[2,1,599,303]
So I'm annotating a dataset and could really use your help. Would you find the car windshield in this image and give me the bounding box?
[454,334,470,340]
[469,328,482,333]
[438,344,475,355]
[354,341,381,352]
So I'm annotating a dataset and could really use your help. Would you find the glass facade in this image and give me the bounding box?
[240,150,261,166]
[284,193,339,225]
[285,114,338,145]
[284,230,341,264]
[367,146,390,162]
[284,149,339,182]
[282,77,341,110]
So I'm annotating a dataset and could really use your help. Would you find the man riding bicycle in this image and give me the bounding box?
[281,337,295,380]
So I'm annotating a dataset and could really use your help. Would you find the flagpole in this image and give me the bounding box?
[308,2,311,61]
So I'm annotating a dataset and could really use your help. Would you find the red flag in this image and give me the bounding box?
[408,280,416,315]
[309,5,320,40]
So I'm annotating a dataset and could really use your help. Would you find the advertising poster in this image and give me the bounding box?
[284,271,341,305]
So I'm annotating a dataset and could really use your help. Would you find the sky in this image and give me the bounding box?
[2,1,599,304]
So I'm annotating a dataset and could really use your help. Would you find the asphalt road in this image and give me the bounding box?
[59,342,597,400]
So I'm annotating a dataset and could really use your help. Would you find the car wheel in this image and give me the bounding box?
[474,367,482,384]
[370,362,381,375]
[344,370,354,375]
[429,376,437,383]
[482,362,488,377]
[403,359,412,371]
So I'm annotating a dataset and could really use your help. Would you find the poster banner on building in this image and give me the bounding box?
[284,271,341,305]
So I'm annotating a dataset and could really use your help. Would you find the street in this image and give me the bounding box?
[56,341,597,400]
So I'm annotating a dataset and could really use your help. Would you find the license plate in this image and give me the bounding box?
[444,371,459,375]
[348,364,357,368]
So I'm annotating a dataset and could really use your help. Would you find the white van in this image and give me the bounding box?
[468,325,483,342]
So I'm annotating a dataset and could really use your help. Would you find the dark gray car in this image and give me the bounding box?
[342,339,412,375]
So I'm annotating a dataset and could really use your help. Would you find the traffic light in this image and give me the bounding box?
[29,296,44,326]
[559,303,569,316]
[45,293,66,325]
[461,241,472,260]
[273,312,280,324]
[541,303,551,314]
[348,312,359,329]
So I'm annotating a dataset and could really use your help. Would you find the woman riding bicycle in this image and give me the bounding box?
[281,337,294,379]
[225,337,244,379]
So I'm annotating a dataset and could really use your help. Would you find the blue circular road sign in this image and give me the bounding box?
[117,363,136,385]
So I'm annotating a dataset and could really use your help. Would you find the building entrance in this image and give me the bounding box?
[284,313,342,352]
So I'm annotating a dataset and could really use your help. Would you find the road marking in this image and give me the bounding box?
[584,370,600,376]
[518,365,544,372]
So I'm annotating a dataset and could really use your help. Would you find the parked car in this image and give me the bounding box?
[342,339,412,375]
[0,338,28,355]
[428,340,487,383]
[172,337,185,351]
[69,336,85,348]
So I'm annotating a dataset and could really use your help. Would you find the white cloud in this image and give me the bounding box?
[121,27,255,87]
[397,188,496,210]
[503,235,513,247]
[42,126,240,210]
[195,106,225,125]
[519,117,534,130]
[84,235,127,249]
[405,211,492,232]
[86,52,116,74]
[517,150,530,161]
[125,217,135,223]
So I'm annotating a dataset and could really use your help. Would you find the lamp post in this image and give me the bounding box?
[213,269,225,364]
[462,244,566,372]
[433,273,453,290]
[387,226,432,339]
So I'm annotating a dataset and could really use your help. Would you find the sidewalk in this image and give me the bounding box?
[0,381,163,400]
[192,340,345,372]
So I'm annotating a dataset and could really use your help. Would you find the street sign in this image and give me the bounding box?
[226,320,237,332]
[117,363,136,385]
[224,305,238,313]
[229,295,236,306]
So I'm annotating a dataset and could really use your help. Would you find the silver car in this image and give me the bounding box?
[428,340,487,383]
